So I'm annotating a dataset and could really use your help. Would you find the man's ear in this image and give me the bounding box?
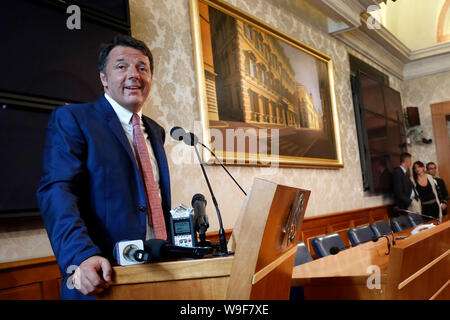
[100,71,108,88]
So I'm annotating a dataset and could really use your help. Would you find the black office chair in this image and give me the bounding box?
[370,220,392,237]
[290,242,313,300]
[293,242,313,266]
[311,233,346,258]
[390,215,414,233]
[407,213,425,226]
[347,225,375,246]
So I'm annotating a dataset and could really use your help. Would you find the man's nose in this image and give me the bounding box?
[127,66,139,79]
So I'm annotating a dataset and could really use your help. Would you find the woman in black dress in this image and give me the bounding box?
[412,161,442,219]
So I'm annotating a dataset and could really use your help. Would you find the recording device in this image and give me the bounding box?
[114,238,213,265]
[192,193,210,247]
[170,204,196,247]
[144,239,212,260]
[114,240,148,266]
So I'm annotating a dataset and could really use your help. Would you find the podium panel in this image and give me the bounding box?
[98,256,233,300]
[227,178,310,299]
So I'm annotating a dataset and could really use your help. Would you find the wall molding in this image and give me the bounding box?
[335,12,450,81]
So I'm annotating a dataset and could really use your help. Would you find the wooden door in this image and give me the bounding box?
[430,101,450,186]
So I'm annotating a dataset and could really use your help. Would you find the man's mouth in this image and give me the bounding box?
[124,85,142,92]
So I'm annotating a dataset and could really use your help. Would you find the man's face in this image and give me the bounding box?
[100,46,152,113]
[403,157,411,170]
[427,164,437,177]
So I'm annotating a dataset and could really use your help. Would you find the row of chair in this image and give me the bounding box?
[294,213,430,264]
[290,213,430,300]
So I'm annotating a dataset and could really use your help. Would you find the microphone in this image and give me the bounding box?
[170,126,185,142]
[394,207,441,225]
[170,126,247,196]
[170,126,242,256]
[371,234,391,255]
[192,193,210,247]
[114,240,149,266]
[143,239,212,260]
[170,126,198,146]
[329,244,350,255]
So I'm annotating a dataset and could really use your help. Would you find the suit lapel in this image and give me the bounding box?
[94,96,136,165]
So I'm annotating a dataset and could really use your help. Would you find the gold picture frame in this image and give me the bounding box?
[189,0,343,168]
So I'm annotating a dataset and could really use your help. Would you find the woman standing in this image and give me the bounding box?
[411,161,442,220]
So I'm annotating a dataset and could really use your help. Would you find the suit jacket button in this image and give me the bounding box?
[139,206,146,212]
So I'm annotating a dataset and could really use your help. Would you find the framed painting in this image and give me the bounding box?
[189,0,343,168]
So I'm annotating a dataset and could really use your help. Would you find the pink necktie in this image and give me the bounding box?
[131,114,167,240]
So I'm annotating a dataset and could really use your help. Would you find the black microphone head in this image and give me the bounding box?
[143,239,169,259]
[170,126,186,141]
[183,132,199,146]
[329,247,340,255]
[191,193,206,206]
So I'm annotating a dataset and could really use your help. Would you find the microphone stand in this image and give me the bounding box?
[200,143,247,196]
[193,144,229,256]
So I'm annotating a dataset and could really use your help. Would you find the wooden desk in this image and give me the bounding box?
[292,221,450,300]
[98,256,233,300]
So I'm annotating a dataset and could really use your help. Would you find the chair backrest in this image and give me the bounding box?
[294,242,313,266]
[390,215,414,233]
[311,233,346,258]
[407,213,425,226]
[347,225,375,246]
[370,220,392,237]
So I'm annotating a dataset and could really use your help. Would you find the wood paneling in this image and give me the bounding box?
[0,256,61,300]
[299,204,393,258]
[431,101,450,187]
[386,221,450,300]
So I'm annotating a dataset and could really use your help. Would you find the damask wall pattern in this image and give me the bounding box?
[0,0,445,263]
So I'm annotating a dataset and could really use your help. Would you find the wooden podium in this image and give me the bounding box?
[292,220,450,300]
[98,178,310,300]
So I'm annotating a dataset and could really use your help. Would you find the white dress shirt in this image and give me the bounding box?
[105,93,161,240]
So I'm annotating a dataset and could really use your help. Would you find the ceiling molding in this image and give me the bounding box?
[409,42,450,60]
[359,13,410,62]
[304,0,386,31]
[329,4,450,80]
[299,0,450,80]
[334,28,404,80]
[403,52,450,80]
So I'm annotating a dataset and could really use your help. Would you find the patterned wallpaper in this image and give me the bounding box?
[0,0,447,264]
[401,70,450,167]
[131,0,393,230]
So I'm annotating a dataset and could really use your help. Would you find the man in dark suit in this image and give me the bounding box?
[36,35,171,299]
[426,162,448,216]
[392,152,420,212]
